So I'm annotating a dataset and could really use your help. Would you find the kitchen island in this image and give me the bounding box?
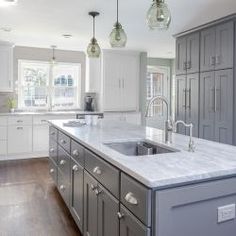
[48,119,236,236]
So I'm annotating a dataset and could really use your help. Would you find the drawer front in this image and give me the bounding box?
[49,139,58,164]
[121,173,152,226]
[49,126,58,141]
[57,170,70,207]
[58,131,70,153]
[0,127,7,140]
[71,140,85,167]
[33,116,52,125]
[58,146,71,182]
[85,150,119,198]
[120,205,151,236]
[49,159,57,184]
[8,116,32,126]
[0,116,7,126]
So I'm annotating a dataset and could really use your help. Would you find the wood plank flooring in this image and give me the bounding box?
[0,158,81,236]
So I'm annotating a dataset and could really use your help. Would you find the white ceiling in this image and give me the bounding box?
[0,0,235,58]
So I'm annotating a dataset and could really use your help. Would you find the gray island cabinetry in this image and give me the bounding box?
[48,121,236,236]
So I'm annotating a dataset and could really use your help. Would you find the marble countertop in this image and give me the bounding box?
[49,119,236,189]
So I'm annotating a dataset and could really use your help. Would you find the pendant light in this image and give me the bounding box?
[109,0,127,48]
[146,0,171,30]
[87,12,101,58]
[50,45,57,65]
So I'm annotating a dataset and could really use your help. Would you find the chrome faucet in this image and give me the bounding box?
[174,120,195,152]
[145,95,173,144]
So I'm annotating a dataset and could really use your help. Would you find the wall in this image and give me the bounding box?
[0,46,86,112]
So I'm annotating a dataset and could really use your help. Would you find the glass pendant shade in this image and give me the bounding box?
[109,22,127,48]
[147,0,171,30]
[87,37,101,58]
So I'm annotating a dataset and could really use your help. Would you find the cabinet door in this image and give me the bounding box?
[176,37,187,75]
[8,126,33,154]
[0,45,13,92]
[98,185,119,236]
[215,21,234,70]
[175,75,186,134]
[186,73,199,137]
[199,72,215,141]
[33,124,49,152]
[120,205,151,236]
[186,32,200,74]
[84,171,98,236]
[214,69,233,144]
[200,27,216,72]
[71,159,84,232]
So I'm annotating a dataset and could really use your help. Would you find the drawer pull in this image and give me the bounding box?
[60,185,66,192]
[49,148,54,153]
[95,189,103,196]
[51,131,56,136]
[49,168,54,174]
[60,160,66,165]
[72,149,79,156]
[93,166,102,175]
[17,127,23,130]
[72,165,79,172]
[17,120,23,123]
[90,184,97,191]
[41,120,47,123]
[124,192,138,205]
[117,212,124,219]
[60,139,66,144]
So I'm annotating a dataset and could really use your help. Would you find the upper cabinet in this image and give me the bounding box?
[176,32,200,75]
[200,21,234,72]
[0,42,14,92]
[103,51,140,112]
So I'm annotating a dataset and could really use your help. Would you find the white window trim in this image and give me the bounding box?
[18,59,82,111]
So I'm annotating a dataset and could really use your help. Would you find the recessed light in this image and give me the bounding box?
[62,34,72,39]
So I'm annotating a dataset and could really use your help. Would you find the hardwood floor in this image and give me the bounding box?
[0,158,82,236]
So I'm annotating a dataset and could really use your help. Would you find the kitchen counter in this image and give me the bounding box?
[49,120,236,189]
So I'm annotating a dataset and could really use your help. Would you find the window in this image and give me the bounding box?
[18,60,81,110]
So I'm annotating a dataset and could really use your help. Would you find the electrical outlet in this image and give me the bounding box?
[218,204,236,223]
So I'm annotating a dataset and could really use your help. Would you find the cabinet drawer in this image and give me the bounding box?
[8,116,32,126]
[0,127,7,140]
[49,126,58,141]
[120,205,151,236]
[57,170,70,207]
[121,173,152,226]
[49,139,58,164]
[0,116,7,126]
[33,116,51,125]
[71,140,84,167]
[85,150,119,198]
[58,131,70,153]
[49,159,57,184]
[58,146,71,182]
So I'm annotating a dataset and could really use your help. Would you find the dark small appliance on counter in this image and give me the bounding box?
[84,92,96,112]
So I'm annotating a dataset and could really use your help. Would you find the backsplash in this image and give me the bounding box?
[0,93,15,112]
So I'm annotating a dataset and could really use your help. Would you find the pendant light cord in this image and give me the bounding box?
[116,0,119,23]
[93,16,95,38]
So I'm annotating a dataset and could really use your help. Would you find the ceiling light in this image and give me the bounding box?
[0,0,18,7]
[63,34,72,39]
[87,11,101,58]
[109,0,127,48]
[146,0,171,30]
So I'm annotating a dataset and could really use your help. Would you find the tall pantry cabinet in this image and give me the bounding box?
[175,15,235,145]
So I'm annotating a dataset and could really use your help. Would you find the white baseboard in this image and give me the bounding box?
[0,151,49,161]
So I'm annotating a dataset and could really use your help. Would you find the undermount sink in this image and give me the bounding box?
[103,140,179,156]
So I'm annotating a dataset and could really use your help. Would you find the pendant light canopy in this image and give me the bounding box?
[146,0,171,30]
[50,45,57,65]
[109,0,127,48]
[87,11,101,58]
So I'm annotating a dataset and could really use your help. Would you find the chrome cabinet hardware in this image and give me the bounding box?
[72,149,79,156]
[60,160,66,165]
[60,185,65,192]
[17,127,23,130]
[17,120,23,123]
[41,119,47,123]
[90,184,97,191]
[95,188,102,196]
[124,192,138,205]
[49,168,54,174]
[60,139,66,144]
[214,86,218,113]
[93,166,102,175]
[186,89,191,109]
[183,62,187,70]
[182,89,187,109]
[51,131,56,135]
[72,165,79,172]
[117,212,125,219]
[215,55,221,65]
[211,56,216,66]
[49,148,54,153]
[187,61,191,69]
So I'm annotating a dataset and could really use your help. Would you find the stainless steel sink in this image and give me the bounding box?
[103,140,179,156]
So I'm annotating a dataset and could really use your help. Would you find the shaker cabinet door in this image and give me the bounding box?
[215,21,234,70]
[214,69,233,144]
[176,37,187,75]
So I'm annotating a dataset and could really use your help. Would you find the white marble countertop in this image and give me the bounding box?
[49,119,236,189]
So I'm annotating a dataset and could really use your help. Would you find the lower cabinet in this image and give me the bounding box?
[57,169,70,207]
[71,158,84,232]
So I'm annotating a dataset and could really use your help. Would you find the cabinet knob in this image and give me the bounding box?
[90,184,97,191]
[72,165,79,172]
[72,149,79,156]
[60,139,66,144]
[49,168,54,174]
[95,188,103,196]
[124,192,138,205]
[49,148,54,153]
[117,212,125,219]
[60,160,66,165]
[93,166,102,175]
[60,185,66,192]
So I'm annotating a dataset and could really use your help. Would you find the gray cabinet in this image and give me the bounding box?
[200,69,233,144]
[176,37,187,75]
[201,21,234,72]
[71,158,84,232]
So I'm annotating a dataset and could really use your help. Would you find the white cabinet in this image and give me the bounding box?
[103,51,140,112]
[33,125,49,153]
[0,116,7,157]
[8,125,32,154]
[0,42,13,92]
